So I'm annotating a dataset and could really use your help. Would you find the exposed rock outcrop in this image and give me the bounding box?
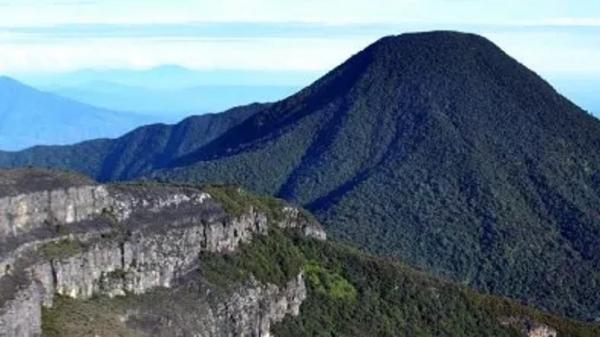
[121,273,307,337]
[0,169,325,337]
[0,185,110,239]
[0,278,43,337]
[500,317,559,337]
[528,325,558,337]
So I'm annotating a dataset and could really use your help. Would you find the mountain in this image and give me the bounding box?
[154,31,600,321]
[21,65,320,89]
[48,81,299,116]
[0,77,160,151]
[21,66,315,118]
[2,169,599,337]
[2,31,600,321]
[0,103,263,180]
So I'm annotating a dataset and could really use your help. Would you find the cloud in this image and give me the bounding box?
[517,17,600,27]
[0,1,599,78]
[0,34,375,74]
[0,22,414,40]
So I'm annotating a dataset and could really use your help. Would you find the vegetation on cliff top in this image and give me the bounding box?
[274,238,600,337]
[38,239,86,260]
[42,296,142,337]
[42,228,600,337]
[203,185,287,220]
[200,228,305,287]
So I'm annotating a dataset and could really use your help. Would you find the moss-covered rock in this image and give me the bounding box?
[38,239,86,260]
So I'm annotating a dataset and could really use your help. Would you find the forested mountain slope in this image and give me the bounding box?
[153,32,600,321]
[0,103,263,180]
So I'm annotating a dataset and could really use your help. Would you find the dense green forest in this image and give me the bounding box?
[155,32,600,321]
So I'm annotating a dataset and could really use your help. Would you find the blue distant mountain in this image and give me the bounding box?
[19,65,321,88]
[48,81,300,116]
[0,76,164,151]
[16,65,319,116]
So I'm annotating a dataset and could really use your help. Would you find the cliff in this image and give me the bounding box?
[0,169,325,337]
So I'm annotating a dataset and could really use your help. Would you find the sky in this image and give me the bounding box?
[0,1,599,90]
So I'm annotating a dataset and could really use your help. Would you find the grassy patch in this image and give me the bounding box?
[38,239,85,260]
[304,260,356,301]
[42,296,142,337]
[200,228,305,288]
[273,239,600,337]
[203,185,287,221]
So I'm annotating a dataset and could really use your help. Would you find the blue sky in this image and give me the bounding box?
[0,0,599,81]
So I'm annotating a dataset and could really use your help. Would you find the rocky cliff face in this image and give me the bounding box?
[528,326,558,337]
[117,272,307,337]
[0,169,325,337]
[500,317,559,337]
[0,185,110,238]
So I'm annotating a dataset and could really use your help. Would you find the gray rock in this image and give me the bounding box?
[0,185,111,239]
[124,273,307,337]
[0,277,43,337]
[499,317,559,337]
[0,170,326,337]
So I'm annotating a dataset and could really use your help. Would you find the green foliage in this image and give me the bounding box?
[41,230,600,337]
[274,238,600,337]
[201,228,305,287]
[38,239,85,260]
[304,260,357,301]
[42,296,142,337]
[203,185,287,222]
[0,103,261,181]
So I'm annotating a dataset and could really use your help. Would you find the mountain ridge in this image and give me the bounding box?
[0,102,264,179]
[0,76,161,151]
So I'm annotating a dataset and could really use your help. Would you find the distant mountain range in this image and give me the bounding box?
[16,66,320,115]
[48,81,298,116]
[0,66,312,151]
[0,103,262,178]
[0,77,166,151]
[19,65,321,88]
[2,31,600,322]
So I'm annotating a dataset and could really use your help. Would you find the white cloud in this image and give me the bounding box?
[505,17,600,27]
[0,0,423,26]
[0,36,373,74]
[0,0,599,77]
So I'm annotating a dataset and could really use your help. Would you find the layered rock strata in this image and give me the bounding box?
[0,169,325,337]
